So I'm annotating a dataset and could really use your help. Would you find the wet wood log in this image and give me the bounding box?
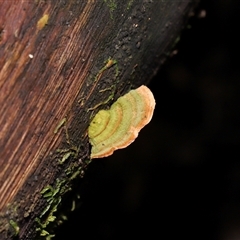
[0,1,199,239]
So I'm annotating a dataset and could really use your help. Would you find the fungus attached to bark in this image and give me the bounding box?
[88,85,156,158]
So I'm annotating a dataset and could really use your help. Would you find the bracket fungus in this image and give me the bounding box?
[88,85,156,159]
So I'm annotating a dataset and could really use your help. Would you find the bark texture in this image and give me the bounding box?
[0,1,199,239]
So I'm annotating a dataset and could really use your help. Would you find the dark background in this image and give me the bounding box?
[56,0,240,239]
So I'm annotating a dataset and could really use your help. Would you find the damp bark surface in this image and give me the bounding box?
[0,1,199,239]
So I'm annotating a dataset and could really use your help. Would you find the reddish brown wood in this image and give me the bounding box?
[0,0,199,239]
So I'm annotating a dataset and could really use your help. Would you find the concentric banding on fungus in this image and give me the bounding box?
[88,85,156,158]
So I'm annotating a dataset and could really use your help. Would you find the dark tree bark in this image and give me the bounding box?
[0,1,199,239]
